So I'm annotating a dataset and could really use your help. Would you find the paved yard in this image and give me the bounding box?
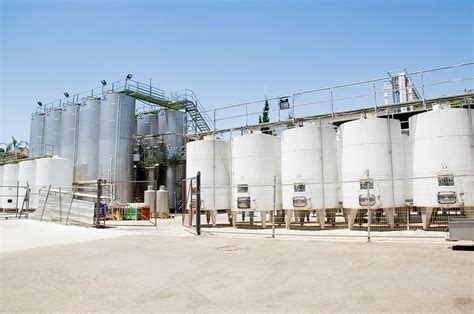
[1,220,472,312]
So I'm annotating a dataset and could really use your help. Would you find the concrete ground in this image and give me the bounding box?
[1,219,473,312]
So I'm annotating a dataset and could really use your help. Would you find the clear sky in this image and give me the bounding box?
[1,0,473,143]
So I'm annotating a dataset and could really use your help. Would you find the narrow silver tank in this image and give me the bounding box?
[29,113,45,157]
[43,108,62,155]
[98,93,136,202]
[76,97,101,181]
[60,103,80,161]
[158,110,185,158]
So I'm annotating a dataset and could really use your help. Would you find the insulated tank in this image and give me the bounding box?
[18,160,37,209]
[36,157,74,191]
[281,125,338,227]
[29,113,45,157]
[98,93,136,202]
[60,103,80,161]
[341,117,404,228]
[76,97,101,181]
[402,133,413,202]
[410,108,474,210]
[231,133,282,213]
[186,138,231,212]
[158,110,185,159]
[2,163,19,209]
[43,108,62,155]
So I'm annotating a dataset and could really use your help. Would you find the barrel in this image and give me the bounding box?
[141,206,151,220]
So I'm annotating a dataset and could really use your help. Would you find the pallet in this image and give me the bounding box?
[151,212,170,219]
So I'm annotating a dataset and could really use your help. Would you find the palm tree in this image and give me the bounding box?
[6,137,29,153]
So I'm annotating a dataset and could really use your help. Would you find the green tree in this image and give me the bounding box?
[258,100,271,134]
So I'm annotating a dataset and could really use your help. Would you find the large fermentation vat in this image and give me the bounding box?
[186,138,231,226]
[36,157,74,191]
[158,110,185,159]
[410,108,474,229]
[18,160,37,209]
[60,103,80,161]
[341,117,404,229]
[2,163,19,209]
[231,133,281,228]
[281,125,339,229]
[76,97,101,181]
[43,108,62,155]
[98,93,136,202]
[29,113,45,157]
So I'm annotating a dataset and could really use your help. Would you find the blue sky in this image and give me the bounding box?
[1,0,473,143]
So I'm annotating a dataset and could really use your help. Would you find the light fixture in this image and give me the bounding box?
[64,92,70,98]
[279,96,290,110]
[126,74,133,79]
[37,101,43,107]
[101,80,107,86]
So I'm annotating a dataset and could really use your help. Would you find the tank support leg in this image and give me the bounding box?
[232,212,237,228]
[249,212,254,225]
[345,208,358,230]
[286,210,293,229]
[211,211,216,227]
[206,211,211,225]
[383,208,395,229]
[260,212,266,228]
[422,207,433,230]
[316,209,326,229]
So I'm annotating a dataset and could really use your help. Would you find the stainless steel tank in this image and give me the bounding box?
[29,113,45,157]
[43,108,62,155]
[98,93,136,202]
[158,110,185,159]
[76,97,101,181]
[60,103,80,161]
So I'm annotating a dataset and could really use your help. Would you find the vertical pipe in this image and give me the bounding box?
[15,181,19,215]
[95,179,102,227]
[196,171,201,235]
[272,175,276,239]
[386,112,396,224]
[366,170,371,242]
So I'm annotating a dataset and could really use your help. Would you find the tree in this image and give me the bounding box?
[259,100,271,134]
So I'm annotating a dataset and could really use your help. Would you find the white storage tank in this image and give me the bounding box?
[186,138,231,226]
[36,157,74,192]
[156,186,170,216]
[410,108,474,229]
[98,93,135,202]
[60,103,80,161]
[2,163,19,209]
[231,132,281,228]
[76,97,101,181]
[43,108,62,155]
[281,124,339,229]
[29,112,45,157]
[341,116,404,229]
[18,160,37,209]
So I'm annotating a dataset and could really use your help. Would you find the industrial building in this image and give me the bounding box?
[0,63,473,233]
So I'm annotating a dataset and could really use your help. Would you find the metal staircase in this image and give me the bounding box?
[120,81,212,133]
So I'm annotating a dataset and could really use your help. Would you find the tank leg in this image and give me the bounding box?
[316,208,326,229]
[249,211,254,226]
[383,208,395,229]
[211,211,217,227]
[464,207,474,219]
[206,211,211,225]
[422,207,433,230]
[242,212,245,222]
[232,212,237,228]
[269,211,274,226]
[286,209,292,229]
[227,210,233,225]
[306,211,310,222]
[345,208,358,230]
[261,211,267,228]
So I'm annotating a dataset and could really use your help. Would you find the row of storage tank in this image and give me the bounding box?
[29,92,184,202]
[186,107,474,228]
